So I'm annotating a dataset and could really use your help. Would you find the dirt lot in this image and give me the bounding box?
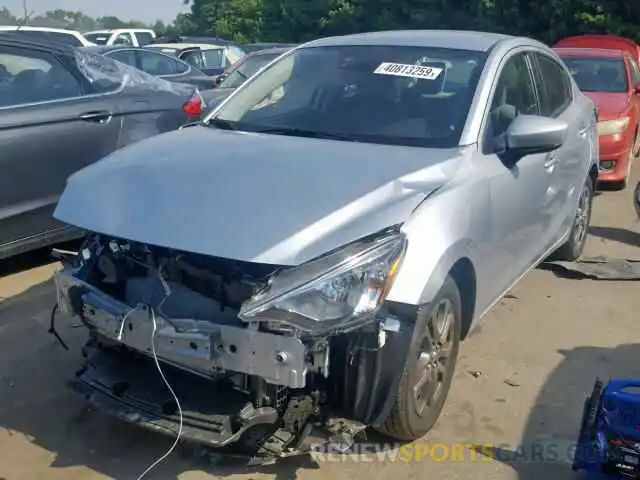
[1,174,640,480]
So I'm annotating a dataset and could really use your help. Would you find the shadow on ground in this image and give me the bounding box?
[589,226,640,249]
[471,343,640,479]
[0,274,326,479]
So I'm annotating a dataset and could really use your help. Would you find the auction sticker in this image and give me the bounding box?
[374,62,443,80]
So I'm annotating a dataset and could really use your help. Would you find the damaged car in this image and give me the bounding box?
[53,30,598,460]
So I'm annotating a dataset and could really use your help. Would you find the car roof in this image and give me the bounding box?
[0,25,79,34]
[0,32,76,54]
[79,45,137,54]
[85,29,154,34]
[247,46,292,56]
[554,47,626,58]
[303,29,514,52]
[148,42,225,50]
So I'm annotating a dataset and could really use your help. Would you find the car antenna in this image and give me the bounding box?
[16,0,35,30]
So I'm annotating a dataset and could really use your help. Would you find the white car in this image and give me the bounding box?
[0,26,94,47]
[83,29,156,47]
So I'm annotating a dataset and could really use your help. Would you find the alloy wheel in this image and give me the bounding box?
[573,183,591,246]
[413,298,455,416]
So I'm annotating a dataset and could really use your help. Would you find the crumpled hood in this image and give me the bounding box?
[55,126,464,265]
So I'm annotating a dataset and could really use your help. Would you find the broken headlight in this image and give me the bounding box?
[239,231,407,333]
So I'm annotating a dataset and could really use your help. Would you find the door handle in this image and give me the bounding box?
[578,125,589,137]
[79,111,112,124]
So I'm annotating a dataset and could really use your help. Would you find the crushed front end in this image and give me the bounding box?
[55,231,413,460]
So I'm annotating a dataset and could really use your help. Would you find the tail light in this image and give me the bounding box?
[183,92,204,117]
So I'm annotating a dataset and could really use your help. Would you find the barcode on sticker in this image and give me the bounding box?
[374,62,443,80]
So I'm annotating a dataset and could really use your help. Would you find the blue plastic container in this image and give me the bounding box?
[573,378,640,479]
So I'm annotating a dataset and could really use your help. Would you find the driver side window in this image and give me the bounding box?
[484,52,538,153]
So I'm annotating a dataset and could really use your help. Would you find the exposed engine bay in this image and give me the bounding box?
[54,232,414,461]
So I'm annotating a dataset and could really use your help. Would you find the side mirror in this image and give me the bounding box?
[503,115,568,163]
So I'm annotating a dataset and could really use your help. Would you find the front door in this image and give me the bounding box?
[474,51,554,309]
[0,44,121,249]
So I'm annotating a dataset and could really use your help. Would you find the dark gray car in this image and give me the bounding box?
[0,35,204,259]
[81,46,218,91]
[202,47,291,111]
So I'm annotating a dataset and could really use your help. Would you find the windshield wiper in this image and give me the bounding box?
[253,127,356,141]
[205,118,239,130]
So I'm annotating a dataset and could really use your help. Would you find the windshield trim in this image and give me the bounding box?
[204,44,486,149]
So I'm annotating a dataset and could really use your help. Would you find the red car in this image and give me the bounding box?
[554,36,640,188]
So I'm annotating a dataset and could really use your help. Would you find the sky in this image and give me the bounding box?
[4,0,189,23]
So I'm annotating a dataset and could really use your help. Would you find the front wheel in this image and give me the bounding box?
[550,176,594,262]
[376,275,462,441]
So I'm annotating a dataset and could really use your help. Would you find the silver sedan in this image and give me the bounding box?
[53,30,598,454]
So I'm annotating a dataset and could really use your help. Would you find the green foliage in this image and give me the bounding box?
[182,0,640,45]
[1,1,639,45]
[0,8,174,34]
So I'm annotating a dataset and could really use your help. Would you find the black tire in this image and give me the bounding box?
[550,176,594,262]
[376,275,462,441]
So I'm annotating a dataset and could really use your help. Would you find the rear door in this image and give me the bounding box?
[0,44,121,249]
[531,51,593,250]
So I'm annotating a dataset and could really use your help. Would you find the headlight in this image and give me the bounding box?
[239,231,407,333]
[597,117,629,136]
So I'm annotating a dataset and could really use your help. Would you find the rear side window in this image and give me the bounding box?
[107,50,136,67]
[74,50,124,93]
[135,32,154,46]
[533,53,573,117]
[136,50,183,76]
[203,49,225,68]
[0,46,83,107]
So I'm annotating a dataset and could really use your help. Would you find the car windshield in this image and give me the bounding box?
[209,45,486,148]
[84,33,110,45]
[560,56,628,93]
[219,53,280,88]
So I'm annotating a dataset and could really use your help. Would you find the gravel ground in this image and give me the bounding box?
[1,171,639,480]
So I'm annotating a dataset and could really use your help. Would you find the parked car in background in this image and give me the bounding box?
[241,42,297,53]
[555,46,640,188]
[203,46,292,110]
[53,30,597,457]
[154,35,244,51]
[0,26,94,46]
[555,34,640,69]
[0,35,203,259]
[83,29,156,47]
[81,46,218,91]
[147,42,245,77]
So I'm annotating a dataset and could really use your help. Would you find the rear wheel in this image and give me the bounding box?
[550,176,593,262]
[376,275,461,441]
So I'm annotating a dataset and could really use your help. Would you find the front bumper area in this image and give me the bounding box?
[71,342,283,450]
[55,269,307,388]
[598,134,633,182]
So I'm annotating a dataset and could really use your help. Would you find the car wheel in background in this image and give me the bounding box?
[550,176,594,261]
[376,275,461,441]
